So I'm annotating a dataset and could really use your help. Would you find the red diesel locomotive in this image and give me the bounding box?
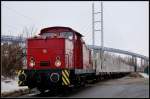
[17,26,95,92]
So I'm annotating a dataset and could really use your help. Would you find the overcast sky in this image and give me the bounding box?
[1,1,149,57]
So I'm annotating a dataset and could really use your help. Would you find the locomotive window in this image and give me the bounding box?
[41,33,56,37]
[60,32,73,40]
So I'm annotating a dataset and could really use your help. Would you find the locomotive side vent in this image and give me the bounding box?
[40,61,50,66]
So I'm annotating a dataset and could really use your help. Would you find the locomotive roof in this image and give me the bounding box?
[39,26,83,37]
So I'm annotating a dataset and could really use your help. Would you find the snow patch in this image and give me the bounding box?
[139,73,149,79]
[1,76,28,93]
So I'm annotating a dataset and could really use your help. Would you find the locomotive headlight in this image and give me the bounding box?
[29,62,35,67]
[55,60,61,67]
[55,56,61,67]
[29,57,35,67]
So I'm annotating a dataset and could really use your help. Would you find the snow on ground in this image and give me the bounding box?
[1,76,28,93]
[139,73,149,79]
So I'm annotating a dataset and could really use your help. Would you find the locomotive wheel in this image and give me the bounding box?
[80,77,86,87]
[73,76,81,88]
[37,87,45,93]
[28,85,34,89]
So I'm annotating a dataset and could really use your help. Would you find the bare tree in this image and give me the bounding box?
[1,42,24,78]
[22,25,37,38]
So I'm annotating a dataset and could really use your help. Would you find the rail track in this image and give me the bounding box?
[2,73,148,98]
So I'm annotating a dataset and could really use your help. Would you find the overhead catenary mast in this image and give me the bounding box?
[100,1,104,71]
[92,3,95,47]
[92,1,104,72]
[92,1,104,47]
[101,1,104,48]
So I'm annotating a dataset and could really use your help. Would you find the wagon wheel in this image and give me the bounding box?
[80,76,86,87]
